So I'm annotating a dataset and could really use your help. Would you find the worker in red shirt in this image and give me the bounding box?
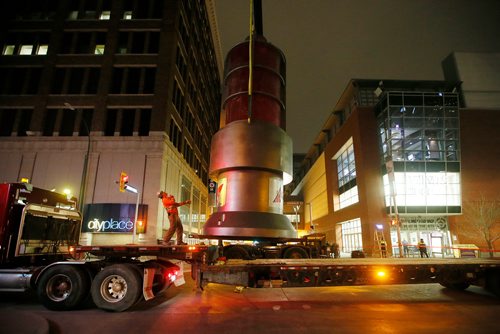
[158,191,191,245]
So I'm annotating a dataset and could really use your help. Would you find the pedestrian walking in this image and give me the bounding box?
[418,238,429,258]
[158,191,191,245]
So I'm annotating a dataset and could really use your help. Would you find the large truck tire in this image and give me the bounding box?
[224,245,250,260]
[37,265,90,311]
[283,246,309,259]
[438,269,470,291]
[439,281,470,290]
[91,264,142,312]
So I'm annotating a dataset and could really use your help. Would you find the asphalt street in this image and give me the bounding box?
[1,273,499,334]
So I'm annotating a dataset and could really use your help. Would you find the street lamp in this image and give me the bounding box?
[123,183,140,244]
[64,103,90,213]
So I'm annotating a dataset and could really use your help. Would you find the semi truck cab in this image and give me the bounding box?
[0,182,81,292]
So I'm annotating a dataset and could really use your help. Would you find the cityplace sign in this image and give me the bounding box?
[86,218,134,233]
[82,203,148,233]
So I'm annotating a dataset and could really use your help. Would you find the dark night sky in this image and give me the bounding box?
[214,0,500,153]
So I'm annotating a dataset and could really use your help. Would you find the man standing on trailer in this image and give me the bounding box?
[158,191,191,245]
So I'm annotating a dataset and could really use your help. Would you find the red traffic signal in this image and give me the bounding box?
[119,172,128,192]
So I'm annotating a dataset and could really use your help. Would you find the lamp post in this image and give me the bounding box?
[123,184,140,244]
[64,103,90,213]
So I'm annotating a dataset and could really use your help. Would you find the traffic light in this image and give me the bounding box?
[119,172,128,192]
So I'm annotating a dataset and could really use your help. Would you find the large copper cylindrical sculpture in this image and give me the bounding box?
[203,34,295,239]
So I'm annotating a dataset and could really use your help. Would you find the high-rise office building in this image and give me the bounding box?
[0,0,223,245]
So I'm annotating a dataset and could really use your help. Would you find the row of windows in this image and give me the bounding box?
[0,108,152,137]
[0,67,156,95]
[387,105,458,118]
[381,92,459,108]
[387,161,460,173]
[109,68,156,94]
[0,68,42,95]
[2,31,160,56]
[104,108,151,136]
[9,0,165,21]
[2,44,48,56]
[43,109,94,137]
[378,92,461,164]
[0,109,32,136]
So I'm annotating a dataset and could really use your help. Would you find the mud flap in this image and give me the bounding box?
[174,261,185,287]
[143,267,156,301]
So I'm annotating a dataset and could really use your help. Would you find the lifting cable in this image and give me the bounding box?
[247,0,254,123]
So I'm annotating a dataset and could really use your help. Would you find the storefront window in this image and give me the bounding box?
[340,218,362,253]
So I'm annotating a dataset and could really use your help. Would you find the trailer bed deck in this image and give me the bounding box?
[200,257,500,289]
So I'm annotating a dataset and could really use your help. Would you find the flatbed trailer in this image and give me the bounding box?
[197,257,500,297]
[75,244,500,301]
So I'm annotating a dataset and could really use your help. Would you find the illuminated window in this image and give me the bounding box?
[68,11,78,20]
[123,11,132,19]
[340,218,362,253]
[37,45,48,55]
[378,91,461,214]
[383,171,461,212]
[94,45,105,54]
[333,138,359,209]
[3,45,15,55]
[100,11,110,20]
[19,45,33,55]
[339,186,359,209]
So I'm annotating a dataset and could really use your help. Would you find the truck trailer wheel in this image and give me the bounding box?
[37,265,90,311]
[439,281,470,290]
[224,245,250,260]
[439,269,470,291]
[283,247,309,259]
[485,269,500,298]
[91,264,142,312]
